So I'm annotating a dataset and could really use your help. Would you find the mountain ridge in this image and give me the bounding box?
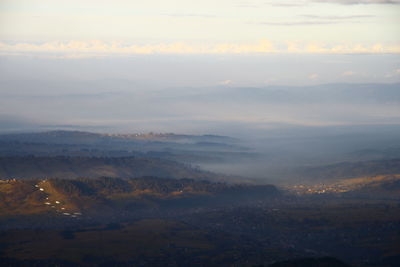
[0,155,220,181]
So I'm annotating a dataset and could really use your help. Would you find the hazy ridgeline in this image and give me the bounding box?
[0,82,399,266]
[1,58,400,184]
[1,55,399,135]
[1,124,399,185]
[1,0,400,265]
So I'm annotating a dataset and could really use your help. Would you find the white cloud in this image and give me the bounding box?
[0,40,399,56]
[0,40,276,55]
[257,21,339,26]
[263,1,310,7]
[219,80,233,85]
[342,71,356,76]
[161,13,216,18]
[311,0,400,4]
[302,15,374,19]
[264,0,400,6]
[309,73,319,80]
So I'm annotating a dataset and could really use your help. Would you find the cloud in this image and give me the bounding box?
[256,21,341,26]
[161,13,216,18]
[219,80,233,85]
[256,14,374,26]
[0,40,276,55]
[309,73,319,80]
[311,0,400,4]
[0,40,399,56]
[263,1,309,7]
[236,4,262,8]
[300,42,400,54]
[262,0,400,6]
[342,71,357,76]
[301,15,374,20]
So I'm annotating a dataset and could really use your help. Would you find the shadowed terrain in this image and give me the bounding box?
[0,156,217,180]
[0,130,399,266]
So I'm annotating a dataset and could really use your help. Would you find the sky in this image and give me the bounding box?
[0,0,399,133]
[0,0,399,54]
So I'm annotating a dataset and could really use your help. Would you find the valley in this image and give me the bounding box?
[0,130,399,266]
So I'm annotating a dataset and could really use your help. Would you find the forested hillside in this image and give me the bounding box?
[0,156,216,180]
[0,177,280,217]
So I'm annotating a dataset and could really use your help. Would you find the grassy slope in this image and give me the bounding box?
[0,177,279,216]
[0,156,215,180]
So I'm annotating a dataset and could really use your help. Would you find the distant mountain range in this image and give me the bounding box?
[0,130,252,165]
[0,130,239,146]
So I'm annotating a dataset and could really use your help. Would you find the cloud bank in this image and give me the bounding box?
[0,40,399,57]
[312,0,400,5]
[264,0,400,6]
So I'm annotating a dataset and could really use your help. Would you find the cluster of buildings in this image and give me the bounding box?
[289,183,350,195]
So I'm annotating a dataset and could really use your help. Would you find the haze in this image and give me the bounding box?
[1,0,400,134]
[0,54,399,134]
[1,2,400,266]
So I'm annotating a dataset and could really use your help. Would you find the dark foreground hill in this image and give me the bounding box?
[0,256,351,267]
[268,257,351,267]
[0,156,219,180]
[1,177,399,267]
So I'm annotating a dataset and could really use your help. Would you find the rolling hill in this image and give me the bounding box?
[0,155,217,180]
[296,159,400,182]
[0,177,280,217]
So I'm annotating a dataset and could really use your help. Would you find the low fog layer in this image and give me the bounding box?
[0,54,399,133]
[197,124,400,183]
[1,54,399,183]
[1,81,399,134]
